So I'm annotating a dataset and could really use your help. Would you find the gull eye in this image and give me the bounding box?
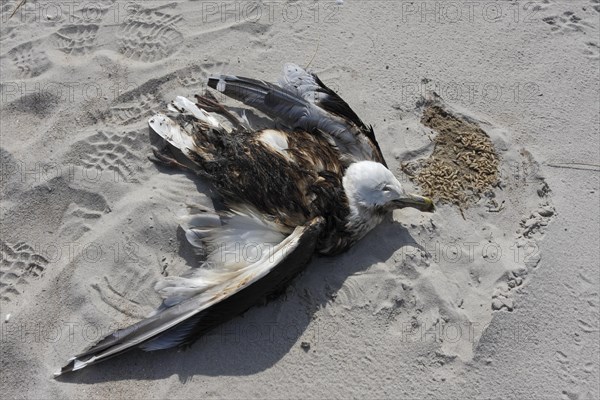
[382,185,393,193]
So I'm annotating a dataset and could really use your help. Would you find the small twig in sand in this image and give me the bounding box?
[305,38,321,70]
[547,162,600,172]
[458,206,466,220]
[9,0,26,20]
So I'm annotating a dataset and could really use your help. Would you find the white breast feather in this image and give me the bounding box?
[258,129,291,160]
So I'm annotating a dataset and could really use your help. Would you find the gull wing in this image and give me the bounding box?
[207,66,387,166]
[56,216,323,376]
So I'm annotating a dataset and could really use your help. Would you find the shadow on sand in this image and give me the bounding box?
[55,217,422,384]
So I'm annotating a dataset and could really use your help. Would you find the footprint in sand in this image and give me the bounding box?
[323,234,427,327]
[6,41,52,78]
[333,275,371,311]
[0,241,48,302]
[59,204,106,240]
[66,129,147,184]
[540,2,600,57]
[2,177,109,244]
[492,152,556,311]
[116,5,183,62]
[43,2,183,63]
[177,73,205,88]
[542,11,591,33]
[52,24,100,56]
[583,41,599,59]
[99,64,215,126]
[175,63,225,90]
[103,93,160,126]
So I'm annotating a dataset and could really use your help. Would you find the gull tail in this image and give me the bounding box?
[56,211,323,377]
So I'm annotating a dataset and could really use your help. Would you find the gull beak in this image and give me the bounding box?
[393,193,435,212]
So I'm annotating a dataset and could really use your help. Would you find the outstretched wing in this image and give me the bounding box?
[207,64,387,166]
[56,215,323,376]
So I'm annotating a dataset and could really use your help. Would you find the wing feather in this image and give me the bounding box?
[56,217,323,376]
[208,65,386,165]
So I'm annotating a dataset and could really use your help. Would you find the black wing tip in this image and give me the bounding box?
[53,357,79,378]
[207,76,219,90]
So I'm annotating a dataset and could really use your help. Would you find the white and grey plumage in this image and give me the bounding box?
[56,64,433,376]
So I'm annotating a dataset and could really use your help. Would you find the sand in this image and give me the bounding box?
[1,0,598,399]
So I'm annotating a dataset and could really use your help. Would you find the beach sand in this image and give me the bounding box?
[1,1,598,398]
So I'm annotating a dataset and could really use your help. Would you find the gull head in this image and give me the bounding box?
[343,161,434,213]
